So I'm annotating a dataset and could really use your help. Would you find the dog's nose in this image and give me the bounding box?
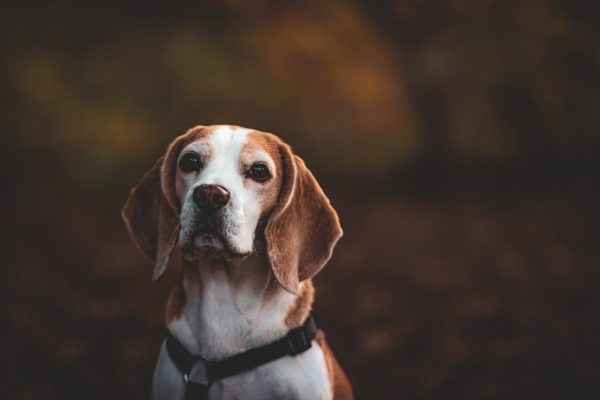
[193,184,230,211]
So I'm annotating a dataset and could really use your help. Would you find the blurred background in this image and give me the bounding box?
[1,1,599,398]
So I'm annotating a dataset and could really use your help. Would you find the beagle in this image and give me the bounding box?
[122,125,354,399]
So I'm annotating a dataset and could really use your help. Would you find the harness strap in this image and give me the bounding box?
[166,314,319,399]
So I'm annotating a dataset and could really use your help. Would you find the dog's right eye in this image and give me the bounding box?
[179,152,202,173]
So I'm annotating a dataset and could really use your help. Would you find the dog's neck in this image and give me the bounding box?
[166,248,314,361]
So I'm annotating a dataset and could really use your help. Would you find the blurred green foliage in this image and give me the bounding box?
[2,0,598,196]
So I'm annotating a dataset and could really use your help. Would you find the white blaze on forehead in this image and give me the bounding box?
[200,125,250,185]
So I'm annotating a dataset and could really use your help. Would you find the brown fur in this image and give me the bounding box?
[243,131,284,216]
[121,155,180,281]
[263,136,343,295]
[316,331,354,400]
[284,280,315,327]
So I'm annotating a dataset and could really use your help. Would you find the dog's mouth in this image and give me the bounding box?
[187,222,224,248]
[192,225,225,248]
[182,223,247,260]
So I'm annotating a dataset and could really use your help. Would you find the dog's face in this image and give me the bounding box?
[175,126,281,259]
[122,125,342,294]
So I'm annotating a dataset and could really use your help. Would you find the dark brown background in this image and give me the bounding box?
[1,1,599,399]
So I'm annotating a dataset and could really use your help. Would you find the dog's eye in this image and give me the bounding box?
[179,152,202,173]
[247,163,271,181]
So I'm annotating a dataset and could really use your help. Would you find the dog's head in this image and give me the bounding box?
[122,125,342,294]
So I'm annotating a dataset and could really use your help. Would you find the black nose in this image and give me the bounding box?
[193,184,230,211]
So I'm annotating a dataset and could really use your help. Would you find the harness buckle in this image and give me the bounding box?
[185,360,210,386]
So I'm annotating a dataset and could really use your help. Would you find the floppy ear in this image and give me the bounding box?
[265,144,343,294]
[121,156,180,281]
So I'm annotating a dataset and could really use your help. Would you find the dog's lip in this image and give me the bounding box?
[192,225,223,239]
[183,226,253,258]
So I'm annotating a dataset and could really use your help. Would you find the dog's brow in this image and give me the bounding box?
[241,149,276,175]
[180,140,211,160]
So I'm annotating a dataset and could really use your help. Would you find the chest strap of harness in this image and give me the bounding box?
[165,314,318,400]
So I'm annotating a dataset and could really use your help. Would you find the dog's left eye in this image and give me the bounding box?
[247,163,271,181]
[179,152,202,173]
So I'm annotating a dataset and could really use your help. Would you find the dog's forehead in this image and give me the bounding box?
[182,125,279,165]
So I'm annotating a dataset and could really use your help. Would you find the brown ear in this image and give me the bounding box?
[121,156,180,281]
[265,144,343,294]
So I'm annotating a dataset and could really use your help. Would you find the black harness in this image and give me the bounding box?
[165,315,319,400]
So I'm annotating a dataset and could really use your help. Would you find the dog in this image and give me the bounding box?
[122,125,354,399]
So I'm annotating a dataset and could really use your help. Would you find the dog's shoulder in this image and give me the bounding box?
[315,331,355,400]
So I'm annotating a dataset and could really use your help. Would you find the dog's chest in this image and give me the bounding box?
[169,268,292,357]
[209,345,331,399]
[160,270,332,399]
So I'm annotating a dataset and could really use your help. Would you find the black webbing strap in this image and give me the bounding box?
[166,315,318,399]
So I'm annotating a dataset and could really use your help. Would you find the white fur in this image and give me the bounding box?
[154,255,332,400]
